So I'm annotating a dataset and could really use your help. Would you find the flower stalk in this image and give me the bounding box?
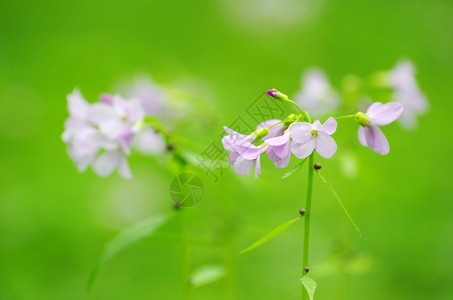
[302,153,314,299]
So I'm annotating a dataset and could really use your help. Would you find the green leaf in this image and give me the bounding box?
[281,158,307,180]
[189,264,225,289]
[241,216,302,254]
[301,275,317,300]
[88,215,169,290]
[316,170,361,236]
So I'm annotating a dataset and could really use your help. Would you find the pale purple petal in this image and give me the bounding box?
[228,151,240,165]
[289,122,312,143]
[67,89,89,120]
[233,156,254,175]
[265,133,290,146]
[272,141,290,159]
[234,143,266,160]
[112,95,145,123]
[88,103,117,125]
[315,132,337,158]
[358,126,368,146]
[117,154,132,179]
[266,146,280,162]
[318,117,337,135]
[92,151,122,177]
[362,125,390,155]
[274,151,291,168]
[312,120,321,130]
[290,138,316,159]
[366,102,403,126]
[134,128,166,154]
[254,156,261,180]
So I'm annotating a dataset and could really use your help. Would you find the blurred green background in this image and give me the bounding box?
[1,0,452,299]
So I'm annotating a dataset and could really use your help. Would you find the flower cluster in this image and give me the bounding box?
[222,89,403,179]
[62,88,166,179]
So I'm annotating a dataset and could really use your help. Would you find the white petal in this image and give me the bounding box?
[134,128,166,154]
[117,155,133,179]
[233,156,254,175]
[289,122,312,143]
[319,117,337,135]
[315,133,337,158]
[367,102,403,126]
[92,151,121,177]
[290,139,316,159]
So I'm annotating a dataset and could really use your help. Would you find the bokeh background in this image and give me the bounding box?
[1,0,452,299]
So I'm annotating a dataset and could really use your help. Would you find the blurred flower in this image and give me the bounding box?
[126,77,167,115]
[355,102,403,155]
[62,89,166,179]
[294,69,339,117]
[389,60,428,129]
[289,117,338,159]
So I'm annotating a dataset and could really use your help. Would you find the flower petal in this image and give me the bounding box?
[234,143,265,160]
[366,102,403,126]
[233,156,254,175]
[289,122,312,143]
[134,128,166,154]
[319,117,337,135]
[315,132,337,158]
[363,125,390,155]
[274,151,291,168]
[290,139,315,159]
[228,151,240,165]
[92,151,121,177]
[254,156,261,180]
[358,126,368,146]
[265,133,290,146]
[117,154,132,179]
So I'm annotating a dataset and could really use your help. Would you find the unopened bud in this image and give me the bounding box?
[314,163,322,170]
[299,209,306,216]
[354,112,370,126]
[254,127,269,140]
[266,89,289,102]
[304,267,310,273]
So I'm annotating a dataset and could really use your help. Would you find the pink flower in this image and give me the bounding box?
[356,102,403,155]
[389,60,428,129]
[294,69,339,117]
[265,132,291,168]
[289,117,338,159]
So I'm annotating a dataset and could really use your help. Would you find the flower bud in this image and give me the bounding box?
[253,127,269,140]
[99,93,113,104]
[299,208,306,216]
[283,113,300,125]
[304,267,310,273]
[354,112,370,126]
[266,89,289,102]
[314,163,322,170]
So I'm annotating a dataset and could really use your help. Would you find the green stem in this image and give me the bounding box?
[335,115,356,120]
[302,154,314,299]
[180,211,192,300]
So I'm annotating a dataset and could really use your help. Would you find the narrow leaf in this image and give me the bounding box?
[241,217,302,254]
[189,264,225,289]
[281,158,307,180]
[88,215,169,290]
[301,276,317,300]
[316,171,361,235]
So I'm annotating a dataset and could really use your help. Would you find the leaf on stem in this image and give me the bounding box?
[88,215,169,290]
[189,264,225,289]
[316,170,361,236]
[301,276,317,300]
[281,158,307,180]
[240,216,302,254]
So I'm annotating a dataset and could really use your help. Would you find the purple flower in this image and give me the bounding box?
[294,69,339,117]
[222,127,266,179]
[265,132,291,168]
[356,102,403,155]
[389,60,428,129]
[267,89,278,98]
[127,77,167,115]
[289,117,338,159]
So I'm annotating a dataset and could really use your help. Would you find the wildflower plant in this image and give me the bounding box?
[223,59,426,299]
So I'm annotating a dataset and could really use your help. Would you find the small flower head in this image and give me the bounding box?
[289,117,338,159]
[266,89,289,102]
[356,102,403,155]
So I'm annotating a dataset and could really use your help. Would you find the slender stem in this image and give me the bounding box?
[302,154,314,299]
[180,210,192,300]
[335,115,356,120]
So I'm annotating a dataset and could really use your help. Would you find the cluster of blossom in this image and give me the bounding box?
[222,89,403,179]
[62,79,168,179]
[294,59,428,129]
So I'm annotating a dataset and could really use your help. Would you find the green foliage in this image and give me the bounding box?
[241,216,302,254]
[88,215,169,290]
[189,265,225,289]
[301,276,317,300]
